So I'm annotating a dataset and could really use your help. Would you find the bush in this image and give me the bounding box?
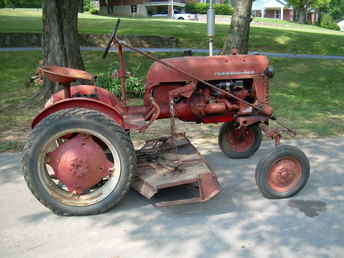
[0,0,41,8]
[96,72,144,97]
[185,3,233,15]
[185,3,207,14]
[84,0,91,12]
[320,13,340,31]
[214,4,234,15]
[89,8,99,15]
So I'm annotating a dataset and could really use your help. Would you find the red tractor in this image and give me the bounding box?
[23,20,310,216]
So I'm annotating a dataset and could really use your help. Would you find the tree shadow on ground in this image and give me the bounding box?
[13,137,344,258]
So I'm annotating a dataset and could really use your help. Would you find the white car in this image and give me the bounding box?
[337,20,344,31]
[151,11,198,21]
[174,13,198,20]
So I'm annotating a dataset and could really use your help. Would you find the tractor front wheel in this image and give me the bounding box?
[218,122,262,159]
[23,108,136,216]
[255,145,310,199]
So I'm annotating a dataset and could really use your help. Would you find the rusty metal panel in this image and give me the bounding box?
[146,55,270,84]
[132,134,221,206]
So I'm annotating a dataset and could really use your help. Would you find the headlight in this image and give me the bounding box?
[264,66,274,79]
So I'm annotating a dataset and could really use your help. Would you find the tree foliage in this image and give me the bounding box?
[185,3,234,15]
[287,0,330,9]
[0,0,41,8]
[327,0,344,20]
[84,0,91,11]
[286,0,330,23]
[320,13,340,29]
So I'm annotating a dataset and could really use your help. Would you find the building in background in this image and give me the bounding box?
[99,0,187,17]
[99,0,227,17]
[252,0,293,21]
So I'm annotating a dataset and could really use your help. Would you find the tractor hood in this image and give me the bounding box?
[146,55,270,84]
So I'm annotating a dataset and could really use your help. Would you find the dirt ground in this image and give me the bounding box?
[130,119,221,149]
[0,114,222,152]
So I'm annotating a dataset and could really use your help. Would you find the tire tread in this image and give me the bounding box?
[23,108,136,216]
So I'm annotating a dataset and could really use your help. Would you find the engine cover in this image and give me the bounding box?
[146,55,269,84]
[48,134,113,194]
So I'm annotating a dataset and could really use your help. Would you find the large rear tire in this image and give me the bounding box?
[23,108,136,216]
[218,122,262,159]
[255,145,310,199]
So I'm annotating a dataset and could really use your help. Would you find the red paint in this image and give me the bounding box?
[202,115,234,124]
[33,98,124,128]
[226,126,256,152]
[45,85,125,112]
[267,157,302,192]
[48,134,113,194]
[40,66,93,84]
[204,103,227,114]
[146,55,269,84]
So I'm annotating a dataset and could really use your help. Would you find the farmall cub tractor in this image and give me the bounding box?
[23,20,310,216]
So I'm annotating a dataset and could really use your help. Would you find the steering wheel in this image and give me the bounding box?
[102,19,121,59]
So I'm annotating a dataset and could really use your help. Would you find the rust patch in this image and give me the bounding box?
[132,134,220,206]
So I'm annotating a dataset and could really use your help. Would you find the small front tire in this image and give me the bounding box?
[218,122,262,159]
[255,145,310,199]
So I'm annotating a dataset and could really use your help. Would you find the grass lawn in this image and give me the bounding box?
[1,9,344,56]
[1,50,344,152]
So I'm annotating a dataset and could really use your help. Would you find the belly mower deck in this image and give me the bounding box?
[132,134,221,207]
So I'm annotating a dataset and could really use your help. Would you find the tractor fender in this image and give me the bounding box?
[32,98,124,128]
[45,85,125,111]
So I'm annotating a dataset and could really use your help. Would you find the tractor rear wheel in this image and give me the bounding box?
[218,122,262,159]
[22,108,136,216]
[255,145,310,199]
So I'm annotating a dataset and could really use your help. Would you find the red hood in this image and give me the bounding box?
[146,55,270,84]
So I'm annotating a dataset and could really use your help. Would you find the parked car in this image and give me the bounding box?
[151,11,198,21]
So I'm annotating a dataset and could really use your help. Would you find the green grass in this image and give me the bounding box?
[270,58,344,136]
[253,17,335,31]
[1,50,344,152]
[0,51,41,152]
[1,9,344,56]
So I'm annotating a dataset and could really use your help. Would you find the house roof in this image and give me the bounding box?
[252,0,289,10]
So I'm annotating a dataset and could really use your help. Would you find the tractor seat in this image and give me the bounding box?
[40,66,94,84]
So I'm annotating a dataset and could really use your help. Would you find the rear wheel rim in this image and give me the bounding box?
[37,128,121,207]
[226,126,256,152]
[267,157,302,193]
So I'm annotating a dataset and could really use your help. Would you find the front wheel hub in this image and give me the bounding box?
[227,127,255,152]
[268,158,302,192]
[48,134,113,194]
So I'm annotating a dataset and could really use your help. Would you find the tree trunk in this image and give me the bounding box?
[105,0,113,15]
[42,0,84,99]
[293,7,299,22]
[297,7,307,24]
[223,0,252,54]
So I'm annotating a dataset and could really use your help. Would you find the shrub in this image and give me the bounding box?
[0,0,41,8]
[96,73,144,97]
[214,4,234,15]
[89,8,99,15]
[185,3,208,14]
[320,13,340,31]
[185,3,233,15]
[84,0,91,11]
